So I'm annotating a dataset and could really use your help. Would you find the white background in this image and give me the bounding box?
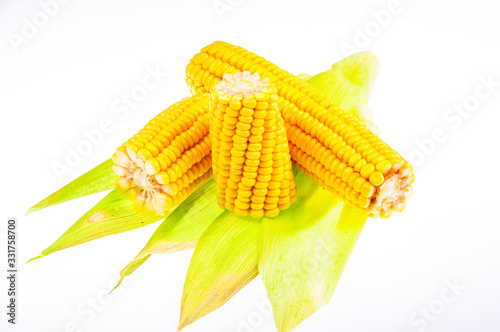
[1,0,500,331]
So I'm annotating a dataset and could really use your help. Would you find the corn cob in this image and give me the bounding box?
[186,41,414,218]
[112,94,212,216]
[210,72,296,218]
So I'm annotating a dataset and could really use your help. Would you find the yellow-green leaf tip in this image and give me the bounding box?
[26,256,42,264]
[109,277,124,294]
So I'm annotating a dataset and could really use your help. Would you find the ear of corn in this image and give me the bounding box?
[186,41,414,218]
[112,94,212,216]
[210,72,296,218]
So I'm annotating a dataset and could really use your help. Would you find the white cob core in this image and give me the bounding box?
[216,71,268,95]
[371,173,413,217]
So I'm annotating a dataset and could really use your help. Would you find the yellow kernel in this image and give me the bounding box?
[243,165,258,172]
[235,129,251,137]
[242,98,257,108]
[354,159,366,172]
[251,127,265,135]
[255,92,269,102]
[253,188,268,197]
[267,189,280,197]
[347,173,359,187]
[251,209,264,218]
[249,135,263,143]
[246,151,261,160]
[145,158,161,175]
[265,196,280,204]
[258,167,273,175]
[264,208,280,218]
[360,182,375,198]
[225,187,238,198]
[380,210,392,219]
[247,143,262,151]
[241,177,256,187]
[253,110,267,119]
[245,159,260,167]
[238,182,253,191]
[239,107,254,117]
[229,100,242,110]
[234,207,249,216]
[255,101,269,110]
[278,201,291,210]
[254,181,268,189]
[369,171,384,186]
[239,116,254,124]
[257,174,271,182]
[237,188,253,198]
[358,196,371,209]
[271,173,284,182]
[243,171,258,179]
[360,163,375,178]
[353,177,366,192]
[236,122,251,131]
[376,160,392,174]
[233,143,247,151]
[233,135,247,144]
[335,163,347,177]
[251,195,266,204]
[234,200,250,210]
[251,202,265,210]
[341,167,354,182]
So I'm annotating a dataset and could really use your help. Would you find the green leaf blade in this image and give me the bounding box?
[304,50,380,114]
[256,51,380,331]
[27,159,116,215]
[113,178,223,289]
[259,173,367,332]
[178,212,261,330]
[31,189,163,260]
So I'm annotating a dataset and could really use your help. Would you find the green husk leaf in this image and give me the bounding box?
[297,73,312,81]
[257,51,379,331]
[178,212,260,330]
[29,189,164,261]
[303,50,379,114]
[27,159,116,215]
[110,255,149,293]
[259,174,367,331]
[112,178,223,290]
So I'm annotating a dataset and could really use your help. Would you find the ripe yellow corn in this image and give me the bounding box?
[186,41,414,218]
[210,72,296,218]
[112,94,212,216]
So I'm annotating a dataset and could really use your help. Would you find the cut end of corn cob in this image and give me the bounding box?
[372,172,413,218]
[216,71,268,95]
[112,95,213,216]
[187,41,415,219]
[210,72,296,218]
